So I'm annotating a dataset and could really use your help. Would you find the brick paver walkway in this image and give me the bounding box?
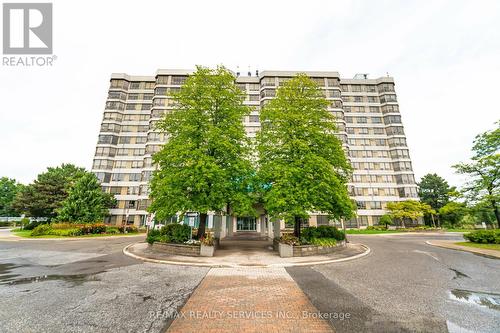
[167,267,333,333]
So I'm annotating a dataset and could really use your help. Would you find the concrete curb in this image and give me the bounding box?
[426,240,500,259]
[122,242,371,268]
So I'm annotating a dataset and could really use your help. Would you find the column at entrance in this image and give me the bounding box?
[260,215,267,237]
[227,216,235,237]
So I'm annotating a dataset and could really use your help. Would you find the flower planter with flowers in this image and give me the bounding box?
[200,233,216,257]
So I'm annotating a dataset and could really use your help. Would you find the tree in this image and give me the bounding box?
[12,164,85,220]
[56,172,115,223]
[438,202,468,227]
[256,74,354,237]
[149,66,254,238]
[379,214,393,229]
[454,121,499,228]
[386,200,431,227]
[417,173,454,210]
[0,177,22,216]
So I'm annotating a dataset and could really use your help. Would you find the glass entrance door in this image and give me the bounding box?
[236,217,256,231]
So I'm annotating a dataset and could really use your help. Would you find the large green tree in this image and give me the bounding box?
[149,66,254,238]
[0,177,22,216]
[386,200,433,228]
[56,172,115,223]
[454,121,499,227]
[256,74,354,237]
[417,173,454,210]
[438,202,468,227]
[12,164,85,220]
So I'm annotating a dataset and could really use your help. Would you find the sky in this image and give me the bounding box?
[1,0,499,187]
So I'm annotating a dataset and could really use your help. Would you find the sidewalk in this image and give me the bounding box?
[124,242,369,268]
[426,240,500,259]
[167,267,334,333]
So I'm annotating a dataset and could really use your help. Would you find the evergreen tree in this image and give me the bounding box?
[57,172,115,223]
[12,164,85,219]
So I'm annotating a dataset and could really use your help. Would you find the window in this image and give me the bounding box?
[157,76,168,84]
[356,201,366,209]
[327,78,339,87]
[249,83,260,91]
[261,77,275,87]
[129,173,141,182]
[316,215,331,226]
[93,159,113,170]
[249,115,259,122]
[171,76,187,85]
[98,135,118,145]
[112,173,125,181]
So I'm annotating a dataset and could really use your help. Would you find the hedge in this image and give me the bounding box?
[463,230,500,244]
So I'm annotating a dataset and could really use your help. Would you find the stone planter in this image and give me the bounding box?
[278,241,346,257]
[279,243,294,258]
[151,242,201,256]
[200,244,215,257]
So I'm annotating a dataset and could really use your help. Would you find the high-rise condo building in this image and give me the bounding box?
[92,70,418,229]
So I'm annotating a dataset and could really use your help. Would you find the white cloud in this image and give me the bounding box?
[1,0,499,187]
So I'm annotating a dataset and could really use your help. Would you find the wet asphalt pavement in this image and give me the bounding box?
[0,233,209,333]
[0,231,499,332]
[287,233,500,333]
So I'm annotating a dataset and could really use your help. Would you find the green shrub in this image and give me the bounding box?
[146,229,161,244]
[106,226,120,234]
[49,228,82,237]
[310,238,337,247]
[302,226,345,241]
[159,223,191,243]
[463,230,500,244]
[24,220,48,230]
[31,224,52,236]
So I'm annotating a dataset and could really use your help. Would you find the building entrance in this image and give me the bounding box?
[236,217,256,231]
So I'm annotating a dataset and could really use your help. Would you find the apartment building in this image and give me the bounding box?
[92,69,418,229]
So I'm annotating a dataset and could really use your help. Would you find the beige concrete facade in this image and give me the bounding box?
[92,69,418,228]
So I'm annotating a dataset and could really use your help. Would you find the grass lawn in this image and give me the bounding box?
[346,229,403,234]
[455,241,500,252]
[444,228,475,233]
[12,229,143,239]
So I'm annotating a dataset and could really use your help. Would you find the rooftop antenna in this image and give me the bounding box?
[386,72,389,77]
[256,69,259,76]
[236,66,240,77]
[247,66,251,76]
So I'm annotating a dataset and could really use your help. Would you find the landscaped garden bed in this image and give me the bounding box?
[14,222,144,238]
[146,223,217,257]
[277,226,346,257]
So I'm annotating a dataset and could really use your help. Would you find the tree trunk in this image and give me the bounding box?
[293,216,301,238]
[492,200,500,229]
[431,214,436,228]
[197,213,207,239]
